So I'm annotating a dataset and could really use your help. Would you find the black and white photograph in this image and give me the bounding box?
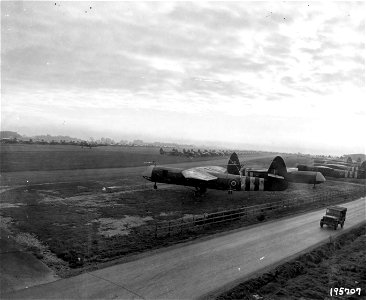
[1,1,365,299]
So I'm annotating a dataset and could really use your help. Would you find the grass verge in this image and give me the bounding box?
[216,224,366,300]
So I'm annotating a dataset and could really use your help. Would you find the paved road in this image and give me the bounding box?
[0,229,58,295]
[4,197,365,300]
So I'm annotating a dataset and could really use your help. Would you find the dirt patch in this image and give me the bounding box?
[14,232,45,250]
[0,216,13,231]
[216,225,366,300]
[0,203,25,209]
[0,186,16,194]
[38,191,122,208]
[94,216,154,237]
[159,212,177,217]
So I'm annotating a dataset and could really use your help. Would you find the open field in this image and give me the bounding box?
[0,152,302,186]
[1,177,364,277]
[217,224,366,300]
[1,150,365,279]
[0,143,314,173]
[0,144,234,172]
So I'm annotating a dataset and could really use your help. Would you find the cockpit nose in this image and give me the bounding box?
[315,172,326,183]
[142,165,155,181]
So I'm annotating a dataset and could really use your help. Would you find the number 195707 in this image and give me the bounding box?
[330,287,361,296]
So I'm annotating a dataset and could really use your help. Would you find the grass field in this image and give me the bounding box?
[1,174,364,277]
[0,144,231,172]
[217,224,366,299]
[1,148,364,278]
[0,144,315,173]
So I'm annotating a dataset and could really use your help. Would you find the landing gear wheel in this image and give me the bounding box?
[320,222,323,228]
[153,183,157,190]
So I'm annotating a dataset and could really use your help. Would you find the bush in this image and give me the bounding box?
[256,214,265,222]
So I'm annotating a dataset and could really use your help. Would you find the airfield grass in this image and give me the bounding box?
[1,149,364,277]
[0,143,311,173]
[216,224,366,300]
[1,176,364,278]
[0,144,229,172]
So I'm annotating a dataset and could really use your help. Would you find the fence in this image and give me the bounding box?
[150,188,365,238]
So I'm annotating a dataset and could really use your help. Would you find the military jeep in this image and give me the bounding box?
[320,206,347,230]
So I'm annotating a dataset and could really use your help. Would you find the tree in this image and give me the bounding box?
[159,147,165,155]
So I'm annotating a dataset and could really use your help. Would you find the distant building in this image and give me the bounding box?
[133,139,144,146]
[1,138,18,144]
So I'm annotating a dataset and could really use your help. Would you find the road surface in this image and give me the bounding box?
[4,197,365,299]
[0,229,58,295]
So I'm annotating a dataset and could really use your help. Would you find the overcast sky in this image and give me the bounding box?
[1,1,365,154]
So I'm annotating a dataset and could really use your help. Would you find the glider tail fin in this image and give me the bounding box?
[268,156,287,178]
[227,152,241,175]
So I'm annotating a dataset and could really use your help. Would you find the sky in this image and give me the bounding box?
[1,1,365,155]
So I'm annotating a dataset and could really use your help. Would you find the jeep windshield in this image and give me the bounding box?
[326,209,341,217]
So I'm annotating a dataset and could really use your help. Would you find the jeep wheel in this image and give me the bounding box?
[341,222,344,228]
[334,224,337,230]
[320,222,323,228]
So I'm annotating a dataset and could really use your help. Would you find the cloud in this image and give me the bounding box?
[1,1,365,154]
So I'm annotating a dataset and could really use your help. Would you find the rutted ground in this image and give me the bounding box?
[216,224,366,300]
[94,216,154,237]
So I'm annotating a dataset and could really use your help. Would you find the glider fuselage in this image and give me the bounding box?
[143,166,288,191]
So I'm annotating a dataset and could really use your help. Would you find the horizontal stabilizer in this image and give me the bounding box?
[268,173,285,179]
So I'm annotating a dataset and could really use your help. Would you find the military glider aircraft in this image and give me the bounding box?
[298,163,364,179]
[243,159,326,187]
[142,153,325,194]
[297,157,366,179]
[307,156,366,178]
